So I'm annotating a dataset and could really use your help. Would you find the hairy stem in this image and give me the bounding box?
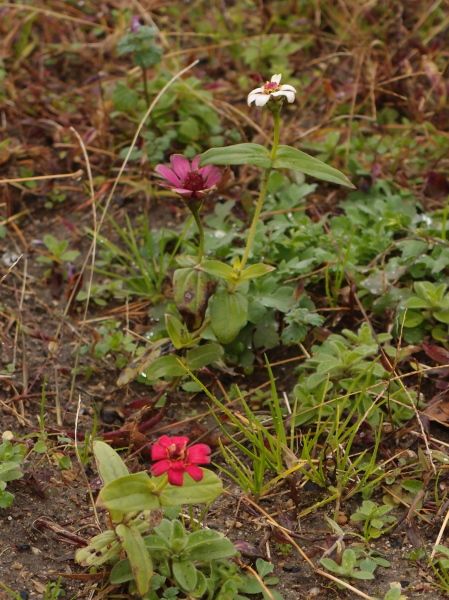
[190,204,205,262]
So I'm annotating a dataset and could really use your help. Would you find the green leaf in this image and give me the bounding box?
[146,355,186,379]
[173,560,198,592]
[240,263,275,282]
[93,441,129,485]
[273,145,354,188]
[173,267,210,319]
[98,472,161,513]
[113,82,139,113]
[116,524,153,596]
[185,529,237,561]
[406,296,431,309]
[144,533,170,554]
[165,314,190,349]
[383,583,404,600]
[200,144,271,169]
[403,479,424,494]
[160,469,223,506]
[414,281,446,304]
[209,290,248,344]
[110,559,133,584]
[256,558,274,578]
[200,260,235,281]
[434,309,449,324]
[0,490,14,508]
[402,310,424,328]
[75,530,121,567]
[60,249,80,262]
[186,343,224,370]
[33,439,47,454]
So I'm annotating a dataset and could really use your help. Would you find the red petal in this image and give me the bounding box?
[167,468,184,486]
[151,459,170,476]
[186,465,204,481]
[187,444,211,465]
[169,436,190,446]
[151,443,167,461]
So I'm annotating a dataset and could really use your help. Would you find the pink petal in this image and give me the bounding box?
[172,187,196,198]
[170,155,191,181]
[200,165,221,188]
[191,156,201,170]
[187,444,211,464]
[186,465,204,481]
[151,459,170,476]
[155,165,181,187]
[167,468,184,486]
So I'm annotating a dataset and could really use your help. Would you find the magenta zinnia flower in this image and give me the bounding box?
[150,435,211,486]
[155,155,221,200]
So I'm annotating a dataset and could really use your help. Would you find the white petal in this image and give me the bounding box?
[247,90,264,106]
[249,86,264,95]
[271,73,282,84]
[272,90,295,103]
[254,94,271,107]
[280,84,296,93]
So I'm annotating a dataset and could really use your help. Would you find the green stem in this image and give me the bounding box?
[240,172,270,271]
[142,67,150,108]
[190,204,205,262]
[270,110,281,161]
[240,109,281,271]
[442,197,449,241]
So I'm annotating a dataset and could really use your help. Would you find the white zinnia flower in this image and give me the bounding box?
[247,74,296,107]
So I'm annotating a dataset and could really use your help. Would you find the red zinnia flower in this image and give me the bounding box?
[154,154,221,200]
[150,435,211,486]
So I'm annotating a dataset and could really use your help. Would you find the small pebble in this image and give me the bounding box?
[307,588,321,598]
[336,512,348,525]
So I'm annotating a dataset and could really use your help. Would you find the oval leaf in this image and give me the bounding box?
[200,144,271,169]
[116,524,153,596]
[200,259,235,281]
[209,290,248,344]
[273,145,354,188]
[146,355,186,380]
[186,343,224,370]
[93,441,129,485]
[173,560,198,592]
[160,469,223,506]
[98,472,161,513]
[240,263,275,282]
[186,529,237,561]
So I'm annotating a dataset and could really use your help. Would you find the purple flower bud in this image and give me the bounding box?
[130,16,141,33]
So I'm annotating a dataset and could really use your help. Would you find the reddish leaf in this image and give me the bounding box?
[422,343,449,365]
